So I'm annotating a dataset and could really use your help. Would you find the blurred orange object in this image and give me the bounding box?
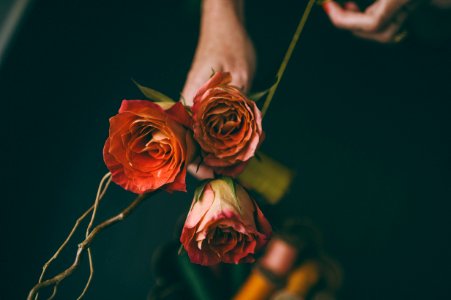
[271,261,320,300]
[285,261,320,296]
[233,268,277,300]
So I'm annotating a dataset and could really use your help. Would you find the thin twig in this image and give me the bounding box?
[34,172,111,300]
[27,192,149,300]
[75,172,111,299]
[86,173,111,236]
[46,284,58,300]
[261,0,316,117]
[36,173,111,288]
[82,192,149,248]
[36,207,91,291]
[76,248,94,300]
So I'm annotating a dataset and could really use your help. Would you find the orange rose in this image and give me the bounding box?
[180,178,272,266]
[192,72,263,176]
[103,100,195,194]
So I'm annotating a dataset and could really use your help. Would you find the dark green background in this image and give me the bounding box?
[1,0,450,299]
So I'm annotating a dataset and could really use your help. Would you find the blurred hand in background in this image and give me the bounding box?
[322,0,451,43]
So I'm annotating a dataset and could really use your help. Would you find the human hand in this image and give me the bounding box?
[322,0,421,43]
[181,0,256,107]
[183,0,256,179]
[184,27,255,179]
[184,26,256,179]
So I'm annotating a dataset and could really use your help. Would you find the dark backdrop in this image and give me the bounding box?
[1,0,450,299]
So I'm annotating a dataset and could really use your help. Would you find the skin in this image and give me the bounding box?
[323,0,451,43]
[181,0,255,107]
[184,0,451,178]
[183,0,451,105]
[184,0,254,179]
[322,0,423,43]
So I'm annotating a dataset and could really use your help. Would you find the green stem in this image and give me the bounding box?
[261,0,316,118]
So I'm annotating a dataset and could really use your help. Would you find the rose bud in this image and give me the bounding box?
[180,177,272,266]
[192,72,263,176]
[103,100,195,194]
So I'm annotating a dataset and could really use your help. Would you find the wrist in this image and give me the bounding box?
[202,0,244,19]
[201,0,244,35]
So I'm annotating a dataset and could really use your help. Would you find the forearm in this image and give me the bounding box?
[182,0,255,107]
[202,0,244,22]
[201,0,245,38]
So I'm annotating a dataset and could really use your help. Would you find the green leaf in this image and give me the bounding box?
[237,152,295,205]
[255,152,262,161]
[248,76,278,102]
[177,252,219,300]
[248,89,269,102]
[132,79,175,103]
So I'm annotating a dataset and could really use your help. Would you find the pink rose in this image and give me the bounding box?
[192,72,264,176]
[180,177,272,265]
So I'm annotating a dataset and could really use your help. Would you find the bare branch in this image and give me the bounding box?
[77,248,94,300]
[75,170,110,300]
[36,172,112,299]
[86,172,111,236]
[46,284,58,300]
[81,193,149,249]
[27,192,149,300]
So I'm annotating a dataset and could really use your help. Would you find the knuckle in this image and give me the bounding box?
[366,22,378,32]
[380,34,393,43]
[367,16,383,32]
[236,71,250,88]
[330,16,344,28]
[237,70,249,83]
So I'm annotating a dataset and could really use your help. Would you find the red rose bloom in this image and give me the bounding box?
[192,72,264,176]
[103,100,195,194]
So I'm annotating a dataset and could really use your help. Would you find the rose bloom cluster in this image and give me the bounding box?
[103,72,271,265]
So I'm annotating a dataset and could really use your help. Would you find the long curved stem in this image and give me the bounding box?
[261,0,316,118]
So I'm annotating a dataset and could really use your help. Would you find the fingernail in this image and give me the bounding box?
[322,2,331,14]
[343,1,359,11]
[343,2,353,9]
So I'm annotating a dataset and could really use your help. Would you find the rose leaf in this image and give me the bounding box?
[132,79,176,103]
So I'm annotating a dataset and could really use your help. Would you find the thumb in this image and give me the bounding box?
[181,66,214,106]
[230,70,251,94]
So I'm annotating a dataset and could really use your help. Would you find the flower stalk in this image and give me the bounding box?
[261,0,316,117]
